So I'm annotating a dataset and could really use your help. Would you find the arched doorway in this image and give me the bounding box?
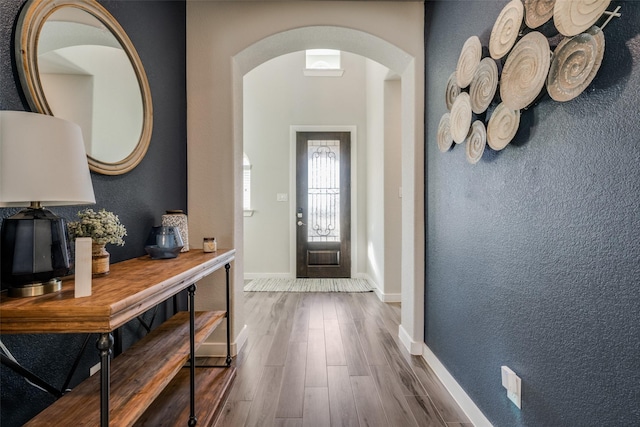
[233,26,424,354]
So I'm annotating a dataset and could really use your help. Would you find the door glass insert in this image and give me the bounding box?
[307,139,340,243]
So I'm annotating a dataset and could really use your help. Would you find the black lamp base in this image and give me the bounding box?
[1,207,71,297]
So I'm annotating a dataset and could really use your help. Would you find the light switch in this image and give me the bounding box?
[501,366,521,409]
[277,193,288,202]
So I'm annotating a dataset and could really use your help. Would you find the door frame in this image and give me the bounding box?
[289,125,358,279]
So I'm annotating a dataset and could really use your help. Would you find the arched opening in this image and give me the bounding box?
[233,26,424,354]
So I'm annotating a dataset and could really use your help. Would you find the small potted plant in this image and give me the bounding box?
[68,208,127,276]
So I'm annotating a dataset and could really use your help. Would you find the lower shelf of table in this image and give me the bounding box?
[24,311,225,426]
[134,365,237,426]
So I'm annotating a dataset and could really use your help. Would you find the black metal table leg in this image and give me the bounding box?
[188,283,198,426]
[97,333,114,427]
[187,262,233,370]
[224,263,232,366]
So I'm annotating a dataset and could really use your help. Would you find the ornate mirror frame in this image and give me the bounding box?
[15,0,153,175]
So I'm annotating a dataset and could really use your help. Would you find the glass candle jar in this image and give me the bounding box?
[203,237,217,253]
[161,210,189,252]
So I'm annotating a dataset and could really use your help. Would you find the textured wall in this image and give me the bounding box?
[0,1,187,425]
[425,1,640,426]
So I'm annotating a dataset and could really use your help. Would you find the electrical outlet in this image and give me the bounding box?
[501,366,521,409]
[90,363,101,376]
[507,377,521,409]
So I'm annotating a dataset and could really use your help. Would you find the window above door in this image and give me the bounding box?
[304,49,344,77]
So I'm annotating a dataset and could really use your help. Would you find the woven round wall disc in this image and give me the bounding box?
[547,25,605,102]
[553,0,611,37]
[450,92,473,144]
[469,57,499,114]
[490,0,524,59]
[487,102,520,150]
[445,71,461,110]
[500,31,551,110]
[456,36,482,88]
[524,0,556,29]
[437,113,454,153]
[466,120,487,164]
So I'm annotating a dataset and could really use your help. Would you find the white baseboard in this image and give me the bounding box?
[244,273,291,280]
[360,273,402,303]
[398,324,423,355]
[374,288,402,303]
[422,343,493,427]
[196,324,248,358]
[236,324,249,352]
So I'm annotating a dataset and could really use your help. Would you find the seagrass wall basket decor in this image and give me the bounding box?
[438,0,620,164]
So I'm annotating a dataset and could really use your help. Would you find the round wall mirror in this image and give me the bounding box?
[15,0,153,175]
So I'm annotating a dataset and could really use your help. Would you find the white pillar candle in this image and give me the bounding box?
[74,237,92,298]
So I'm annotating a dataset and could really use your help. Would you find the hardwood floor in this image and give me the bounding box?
[210,292,472,427]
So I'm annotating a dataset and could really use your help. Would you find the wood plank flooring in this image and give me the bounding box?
[211,292,472,427]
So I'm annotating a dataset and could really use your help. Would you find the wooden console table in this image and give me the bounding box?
[0,249,236,426]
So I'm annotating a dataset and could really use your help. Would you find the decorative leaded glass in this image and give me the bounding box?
[307,139,340,243]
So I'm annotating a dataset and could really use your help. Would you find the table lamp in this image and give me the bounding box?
[0,111,96,297]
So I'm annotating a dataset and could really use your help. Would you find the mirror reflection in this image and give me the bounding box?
[16,0,152,175]
[38,8,143,164]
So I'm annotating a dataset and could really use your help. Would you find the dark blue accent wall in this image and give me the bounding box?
[0,1,186,425]
[425,1,640,426]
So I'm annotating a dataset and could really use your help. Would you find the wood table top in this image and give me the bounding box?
[0,249,235,334]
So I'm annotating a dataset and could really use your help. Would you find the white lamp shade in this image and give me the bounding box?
[0,111,96,207]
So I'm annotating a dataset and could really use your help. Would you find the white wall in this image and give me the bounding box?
[383,77,402,297]
[41,72,94,153]
[40,46,142,163]
[243,51,368,277]
[365,60,402,299]
[365,60,386,291]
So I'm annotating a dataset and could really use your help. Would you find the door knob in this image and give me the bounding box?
[297,221,305,226]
